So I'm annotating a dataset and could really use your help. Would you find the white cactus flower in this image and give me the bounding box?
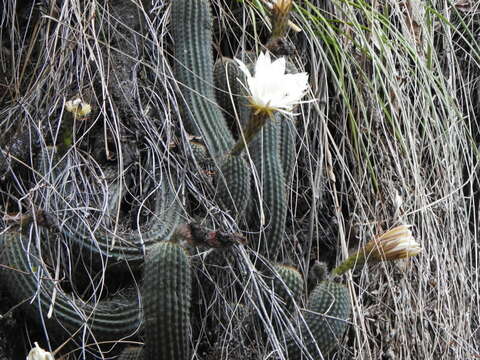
[26,342,55,360]
[235,52,309,115]
[65,98,92,118]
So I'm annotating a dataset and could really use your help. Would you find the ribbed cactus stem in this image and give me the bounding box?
[287,281,351,358]
[0,231,142,349]
[214,57,251,132]
[249,121,287,261]
[171,0,234,158]
[278,116,296,186]
[215,155,251,216]
[172,0,251,217]
[273,264,304,313]
[118,346,143,360]
[143,242,191,360]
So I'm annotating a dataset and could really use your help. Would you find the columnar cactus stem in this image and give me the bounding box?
[287,281,351,358]
[118,346,143,360]
[171,0,251,217]
[0,231,142,349]
[272,264,304,313]
[143,242,192,360]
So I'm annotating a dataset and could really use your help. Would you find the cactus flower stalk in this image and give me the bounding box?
[333,225,421,275]
[270,0,293,39]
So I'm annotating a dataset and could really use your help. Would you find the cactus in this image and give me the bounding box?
[118,346,144,360]
[215,155,251,216]
[0,231,142,348]
[0,2,353,360]
[272,264,304,314]
[287,281,351,359]
[171,0,233,157]
[162,18,331,360]
[278,117,297,187]
[213,57,251,133]
[59,175,181,268]
[213,55,294,261]
[143,242,192,360]
[171,0,251,217]
[34,146,182,270]
[249,121,288,261]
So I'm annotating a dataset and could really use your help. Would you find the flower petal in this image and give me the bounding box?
[254,52,272,76]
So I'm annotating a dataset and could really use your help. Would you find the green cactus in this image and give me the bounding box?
[272,264,304,314]
[287,281,351,359]
[213,57,251,133]
[249,121,288,261]
[34,146,182,270]
[143,241,192,360]
[171,0,251,217]
[213,55,294,261]
[118,346,143,360]
[60,175,181,268]
[171,0,233,158]
[215,155,251,216]
[0,231,142,348]
[0,3,344,360]
[278,117,297,187]
[189,139,215,174]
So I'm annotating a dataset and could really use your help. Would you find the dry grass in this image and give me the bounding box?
[0,0,479,359]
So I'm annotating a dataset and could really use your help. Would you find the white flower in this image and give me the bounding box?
[26,343,55,360]
[235,52,309,115]
[65,98,92,118]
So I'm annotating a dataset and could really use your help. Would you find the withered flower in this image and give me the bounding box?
[333,225,421,275]
[65,98,92,118]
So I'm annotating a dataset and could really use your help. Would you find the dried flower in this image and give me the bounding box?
[235,52,309,116]
[65,98,92,118]
[27,342,54,360]
[333,225,421,275]
[364,224,421,261]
